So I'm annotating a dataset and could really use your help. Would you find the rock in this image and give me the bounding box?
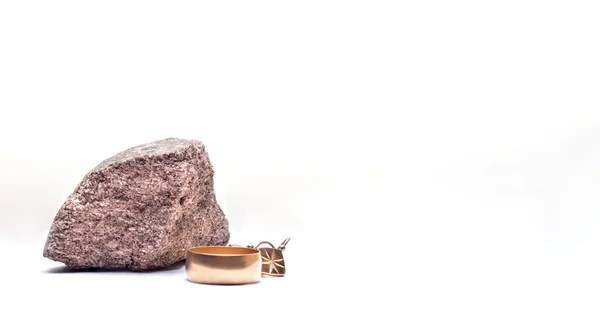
[43,138,230,271]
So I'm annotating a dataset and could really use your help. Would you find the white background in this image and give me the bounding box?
[1,1,600,312]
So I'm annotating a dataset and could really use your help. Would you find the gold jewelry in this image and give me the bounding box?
[232,237,291,277]
[185,246,262,285]
[185,237,291,285]
[254,237,290,277]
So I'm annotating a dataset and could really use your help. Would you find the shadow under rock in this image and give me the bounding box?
[43,259,186,274]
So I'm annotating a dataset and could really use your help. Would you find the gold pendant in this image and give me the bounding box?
[230,237,290,277]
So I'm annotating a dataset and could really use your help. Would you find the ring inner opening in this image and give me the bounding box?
[189,246,258,255]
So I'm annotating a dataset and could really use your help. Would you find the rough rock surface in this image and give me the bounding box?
[43,138,230,271]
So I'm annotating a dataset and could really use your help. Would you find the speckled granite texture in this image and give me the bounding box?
[43,138,230,271]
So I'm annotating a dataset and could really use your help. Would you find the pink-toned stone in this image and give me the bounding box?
[43,138,230,271]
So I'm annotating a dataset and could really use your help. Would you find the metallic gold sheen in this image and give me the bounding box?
[259,247,285,277]
[185,246,262,285]
[229,237,291,277]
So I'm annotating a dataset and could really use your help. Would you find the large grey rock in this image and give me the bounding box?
[43,138,230,271]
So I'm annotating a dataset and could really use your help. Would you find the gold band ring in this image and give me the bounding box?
[185,246,262,285]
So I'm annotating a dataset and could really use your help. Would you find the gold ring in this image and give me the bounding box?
[185,246,262,285]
